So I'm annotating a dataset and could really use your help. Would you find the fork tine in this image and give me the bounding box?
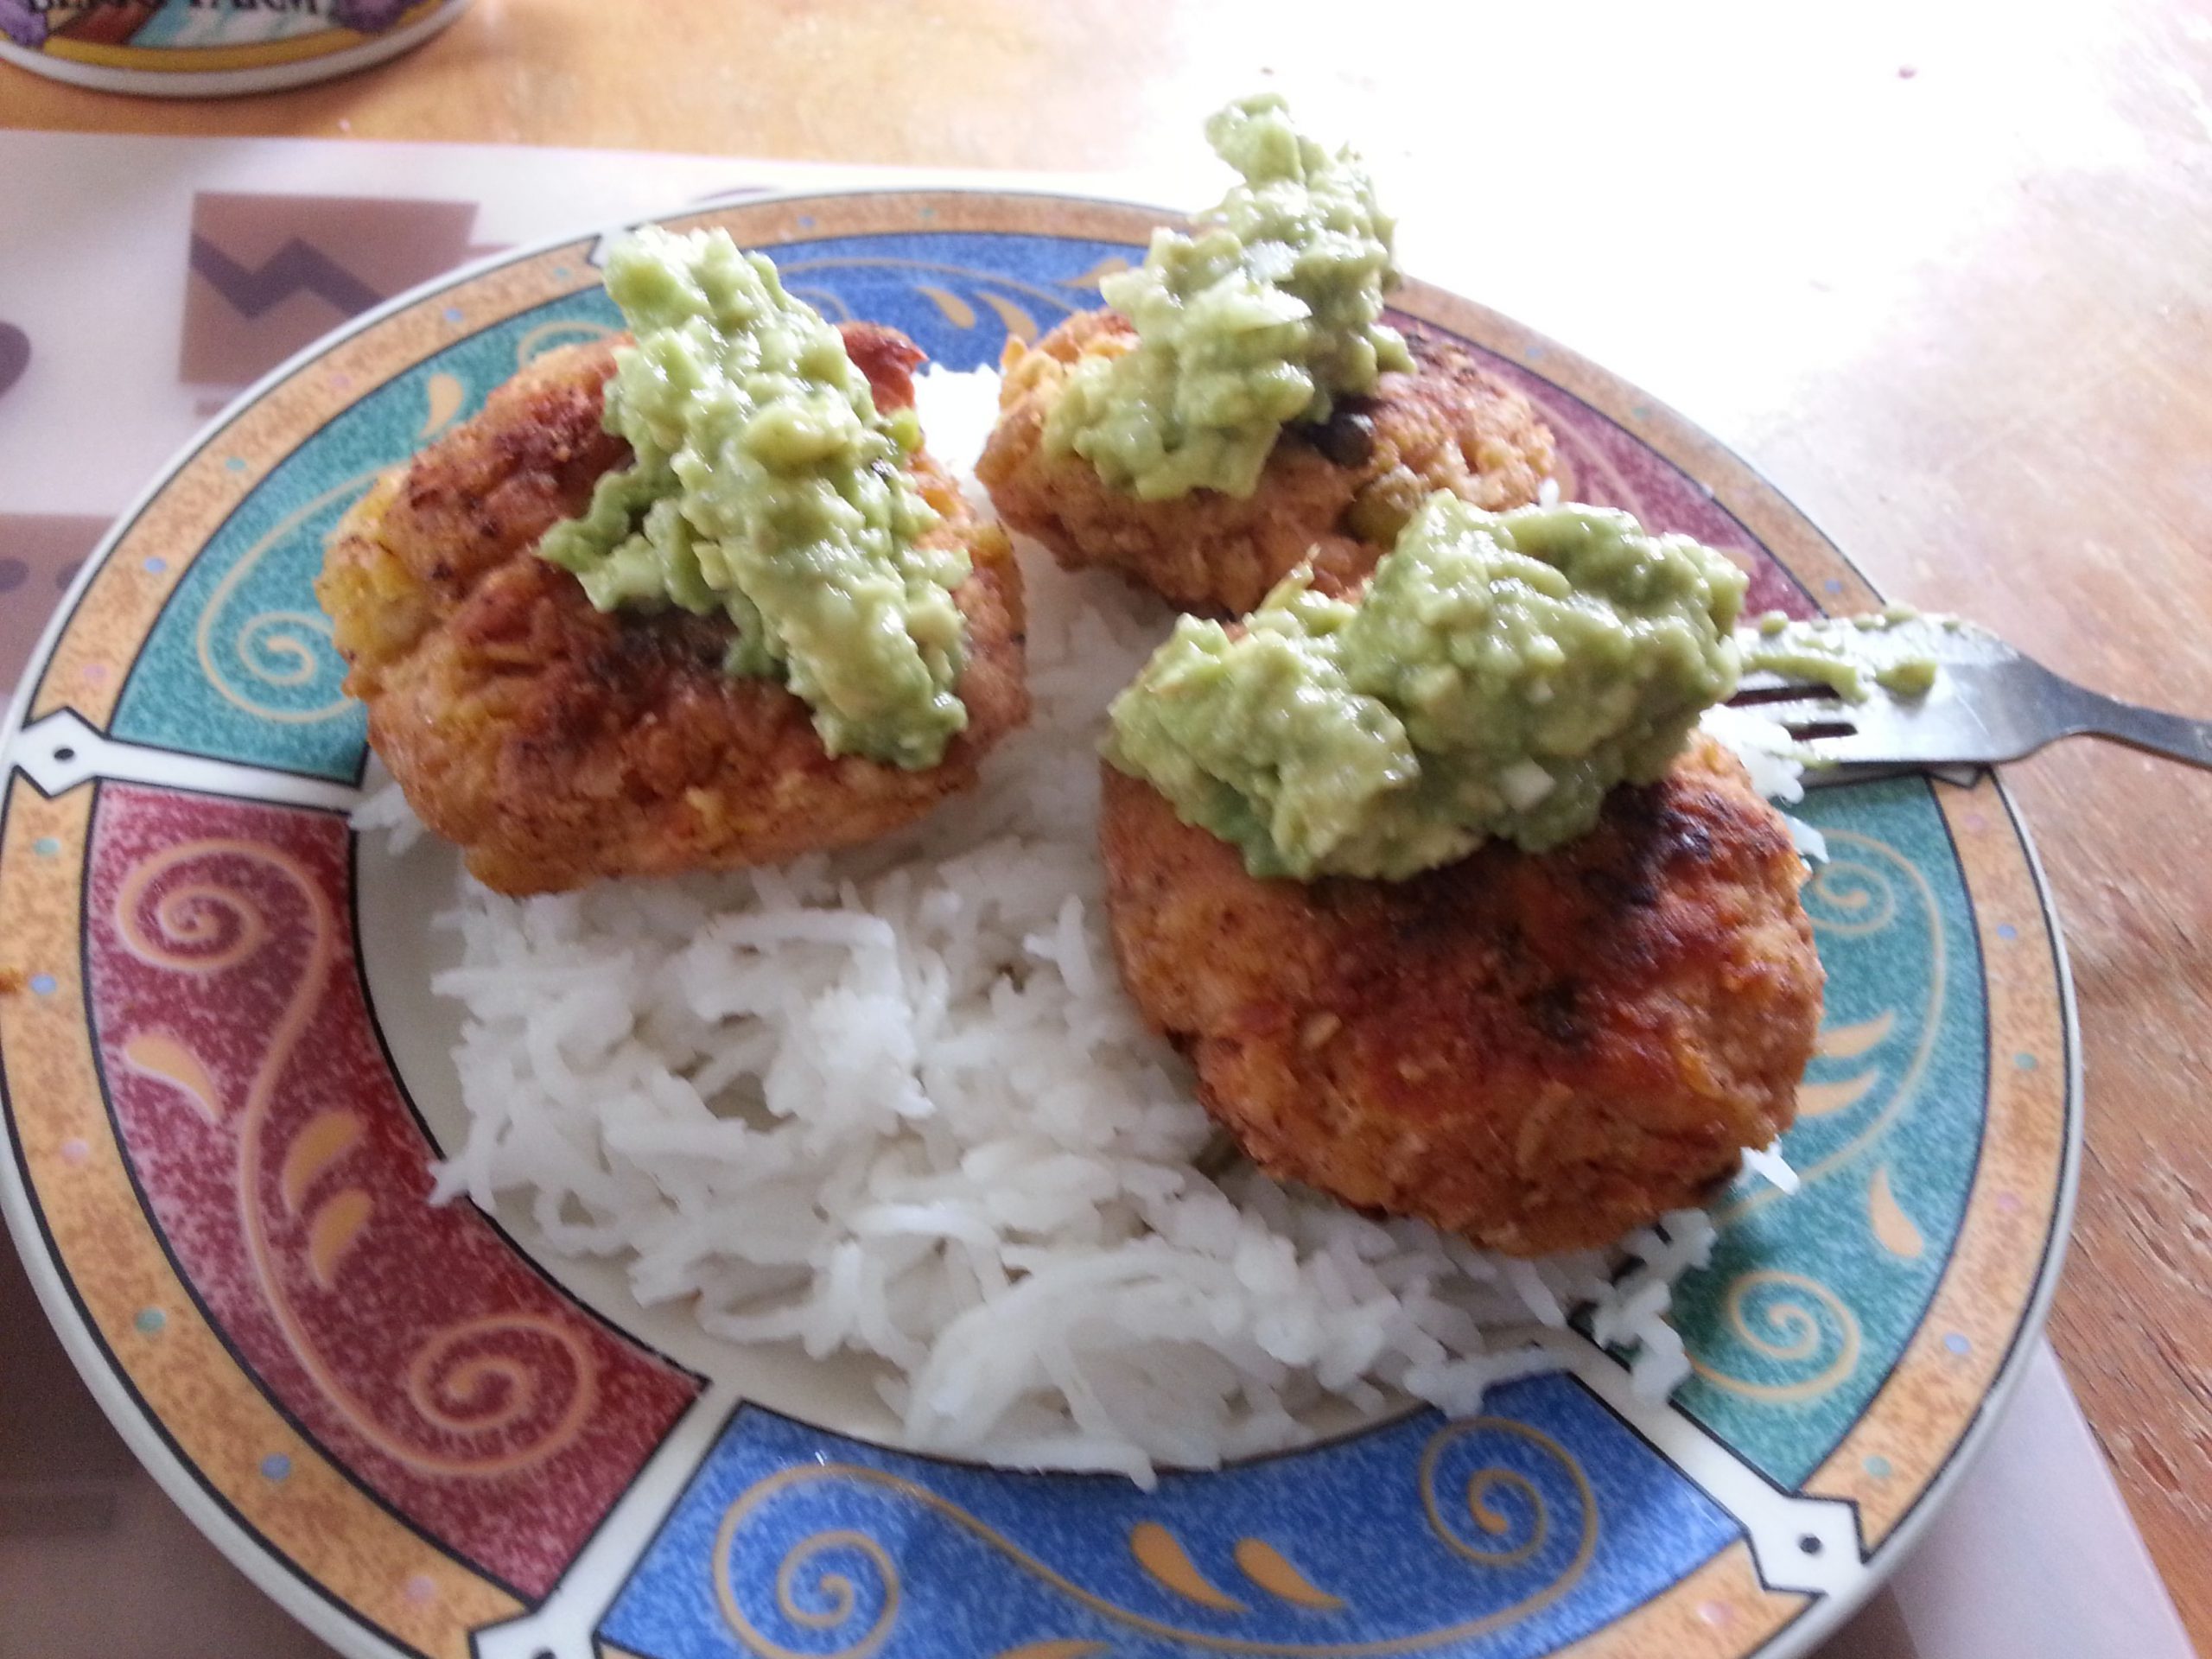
[1746,697,1859,734]
[1733,671,1809,697]
[1796,756,1987,789]
[1800,726,1997,767]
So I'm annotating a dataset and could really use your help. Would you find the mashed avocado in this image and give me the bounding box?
[1106,496,1749,879]
[537,226,968,769]
[1742,606,1945,701]
[1046,94,1411,501]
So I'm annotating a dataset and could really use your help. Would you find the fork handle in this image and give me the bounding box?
[2065,687,2212,771]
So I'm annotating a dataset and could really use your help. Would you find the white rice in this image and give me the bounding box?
[363,367,1804,1484]
[1701,701,1829,861]
[1738,1141,1805,1195]
[351,769,428,855]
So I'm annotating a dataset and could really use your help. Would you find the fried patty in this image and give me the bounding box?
[316,327,1028,896]
[976,310,1564,615]
[1100,734,1822,1255]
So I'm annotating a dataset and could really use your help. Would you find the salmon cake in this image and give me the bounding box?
[317,325,1028,896]
[1099,734,1822,1256]
[979,313,1565,615]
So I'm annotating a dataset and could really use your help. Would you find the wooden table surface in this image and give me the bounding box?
[10,0,2209,1642]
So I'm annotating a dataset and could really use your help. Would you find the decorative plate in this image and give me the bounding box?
[0,190,2078,1659]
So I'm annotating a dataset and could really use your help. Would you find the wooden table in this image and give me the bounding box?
[10,0,2209,1642]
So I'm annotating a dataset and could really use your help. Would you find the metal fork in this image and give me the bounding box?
[1733,619,2212,787]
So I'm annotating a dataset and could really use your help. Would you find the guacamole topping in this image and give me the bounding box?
[1742,606,1947,701]
[1107,496,1749,880]
[537,226,968,769]
[1045,94,1411,501]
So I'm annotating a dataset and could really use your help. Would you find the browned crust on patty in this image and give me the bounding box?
[976,311,1566,615]
[316,326,1028,895]
[1099,734,1823,1255]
